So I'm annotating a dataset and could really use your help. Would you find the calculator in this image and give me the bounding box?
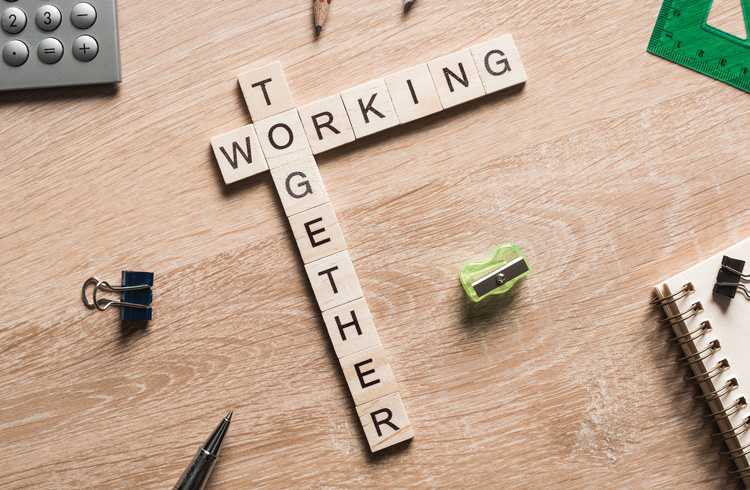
[1,0,120,91]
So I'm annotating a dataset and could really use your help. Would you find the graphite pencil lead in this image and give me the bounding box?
[404,1,414,13]
[313,0,331,36]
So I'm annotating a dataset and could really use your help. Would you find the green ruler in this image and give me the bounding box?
[648,0,750,92]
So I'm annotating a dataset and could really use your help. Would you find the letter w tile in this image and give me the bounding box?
[220,137,254,169]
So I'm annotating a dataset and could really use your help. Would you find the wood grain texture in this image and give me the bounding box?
[2,0,750,488]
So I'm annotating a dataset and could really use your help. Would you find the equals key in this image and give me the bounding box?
[38,38,63,64]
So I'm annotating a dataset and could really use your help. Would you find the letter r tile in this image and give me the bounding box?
[270,156,329,217]
[356,392,414,452]
[298,94,356,155]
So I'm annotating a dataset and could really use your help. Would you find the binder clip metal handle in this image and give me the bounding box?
[81,277,150,311]
[81,271,154,321]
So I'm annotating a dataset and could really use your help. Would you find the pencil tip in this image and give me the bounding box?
[404,2,412,13]
[315,25,322,36]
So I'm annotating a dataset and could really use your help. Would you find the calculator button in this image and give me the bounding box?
[36,5,61,31]
[72,35,97,61]
[2,7,26,34]
[70,3,96,29]
[37,37,63,64]
[3,39,28,66]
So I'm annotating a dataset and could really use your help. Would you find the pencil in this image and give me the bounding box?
[404,0,414,13]
[314,0,331,37]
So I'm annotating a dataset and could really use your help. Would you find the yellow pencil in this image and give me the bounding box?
[314,0,331,36]
[404,0,415,13]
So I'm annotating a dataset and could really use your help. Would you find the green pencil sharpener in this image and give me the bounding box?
[460,244,530,302]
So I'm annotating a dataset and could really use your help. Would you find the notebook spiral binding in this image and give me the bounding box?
[676,339,720,366]
[712,417,750,440]
[651,282,695,306]
[684,359,730,383]
[656,282,750,483]
[704,396,746,422]
[694,378,738,402]
[668,320,712,346]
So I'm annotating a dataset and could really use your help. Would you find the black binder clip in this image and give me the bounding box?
[82,271,154,321]
[713,256,749,299]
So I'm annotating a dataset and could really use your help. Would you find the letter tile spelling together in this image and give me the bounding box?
[209,35,527,452]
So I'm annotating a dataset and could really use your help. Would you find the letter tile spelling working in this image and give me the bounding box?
[427,49,486,108]
[340,78,400,139]
[470,35,527,94]
[298,94,356,155]
[210,125,268,184]
[254,109,312,169]
[384,63,443,124]
[209,36,527,452]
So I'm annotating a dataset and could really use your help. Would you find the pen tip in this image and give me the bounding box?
[315,25,322,37]
[226,411,233,421]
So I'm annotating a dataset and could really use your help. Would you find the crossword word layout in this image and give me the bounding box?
[210,34,527,452]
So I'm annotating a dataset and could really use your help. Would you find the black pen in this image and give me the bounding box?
[173,411,232,490]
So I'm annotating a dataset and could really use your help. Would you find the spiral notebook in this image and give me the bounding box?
[654,237,750,487]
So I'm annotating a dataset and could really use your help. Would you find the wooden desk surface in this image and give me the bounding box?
[2,0,749,488]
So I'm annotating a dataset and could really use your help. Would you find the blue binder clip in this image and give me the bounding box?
[82,271,154,321]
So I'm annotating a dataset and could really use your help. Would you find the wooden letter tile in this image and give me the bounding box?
[339,344,399,407]
[470,34,527,94]
[238,61,296,122]
[321,297,381,359]
[298,94,356,155]
[427,49,486,109]
[356,392,414,452]
[254,109,312,169]
[210,125,268,184]
[340,79,399,139]
[384,64,443,124]
[270,156,329,217]
[288,202,347,264]
[305,250,363,312]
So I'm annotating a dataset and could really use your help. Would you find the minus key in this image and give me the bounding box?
[70,3,97,29]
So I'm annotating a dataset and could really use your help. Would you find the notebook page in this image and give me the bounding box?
[659,236,750,462]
